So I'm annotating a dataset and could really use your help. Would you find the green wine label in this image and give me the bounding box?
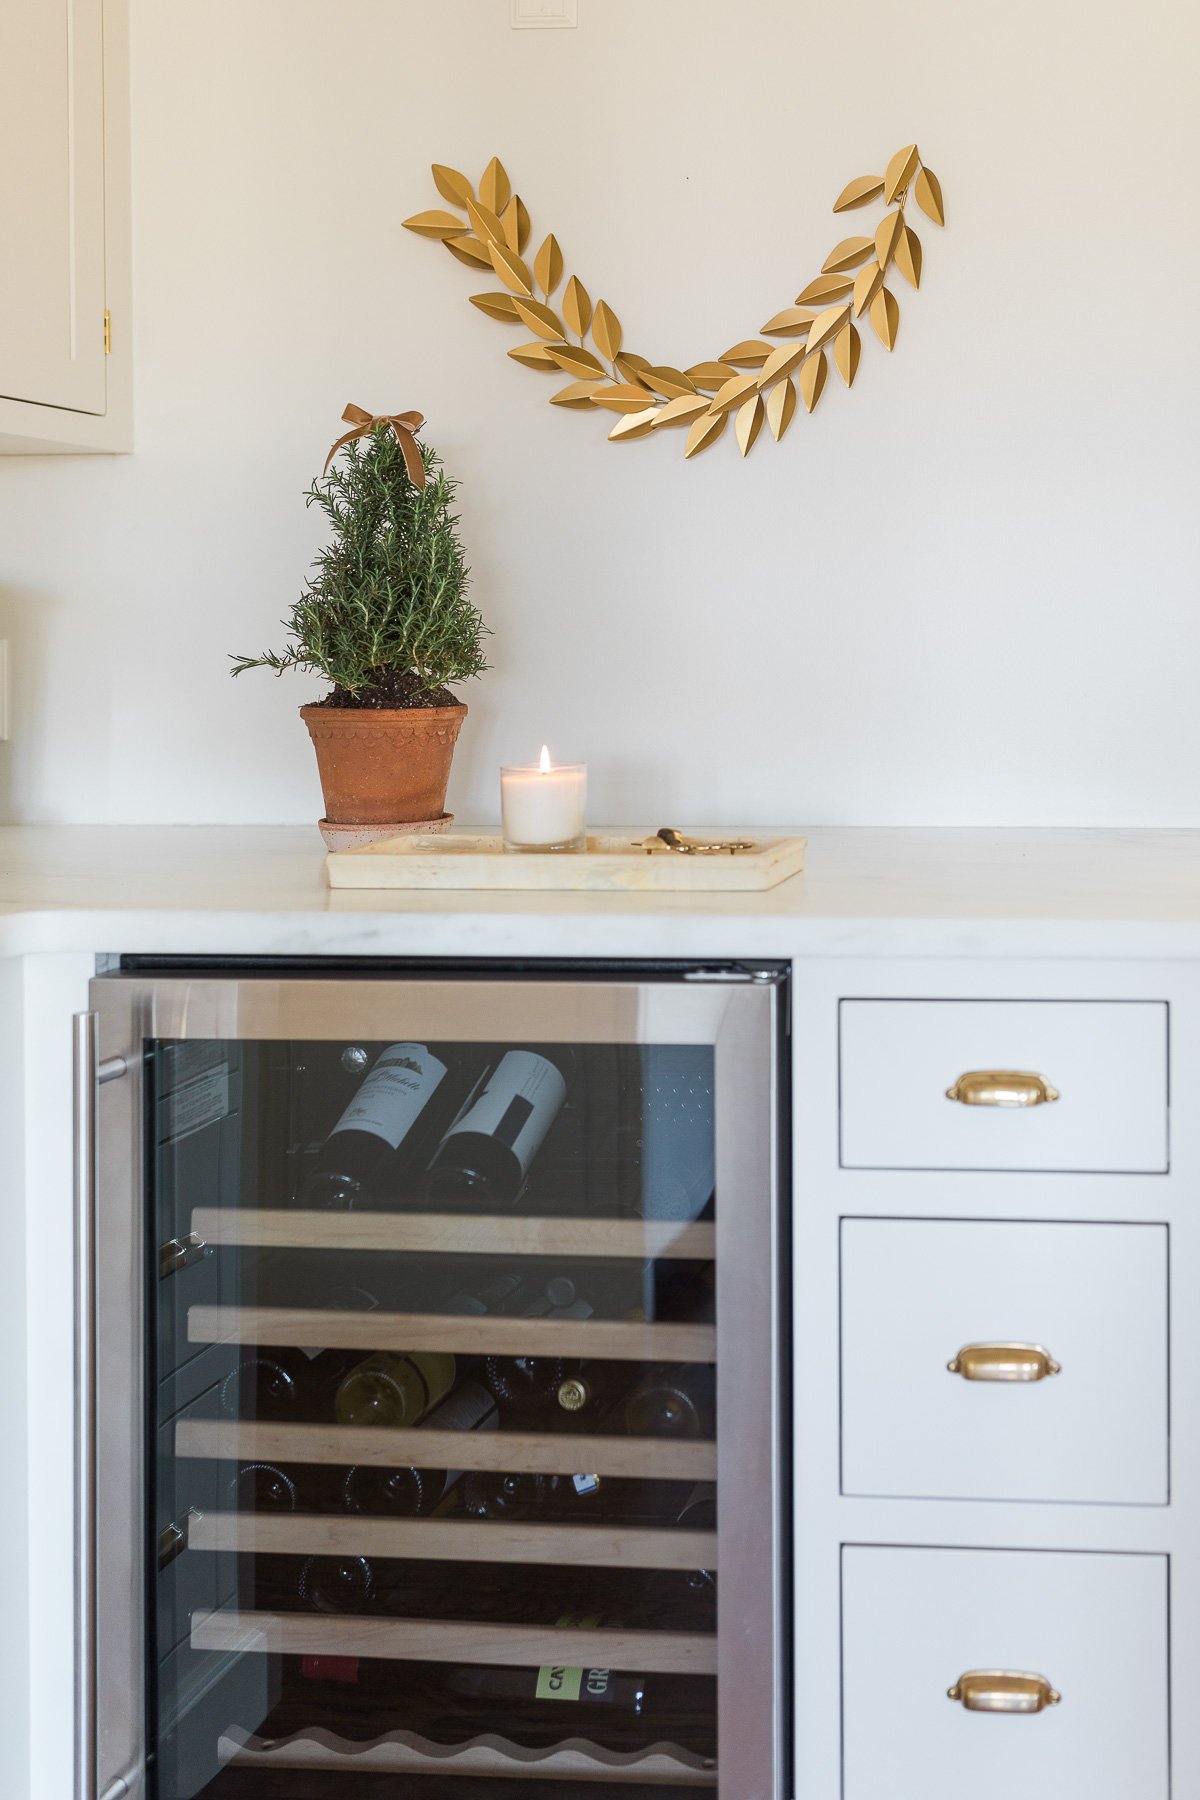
[535,1663,583,1701]
[536,1613,600,1700]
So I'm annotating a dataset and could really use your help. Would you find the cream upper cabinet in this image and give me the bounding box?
[0,0,130,452]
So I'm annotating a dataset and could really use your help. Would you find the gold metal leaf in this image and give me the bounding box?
[915,166,945,226]
[758,342,807,387]
[639,365,697,399]
[795,275,855,306]
[686,360,740,389]
[853,259,885,315]
[509,341,562,370]
[875,209,904,270]
[821,236,875,274]
[466,197,506,246]
[470,291,522,321]
[884,144,920,204]
[609,407,660,441]
[736,393,765,457]
[870,286,900,349]
[488,241,534,296]
[895,225,922,289]
[444,234,493,268]
[533,234,564,298]
[562,276,593,338]
[501,195,531,254]
[720,340,774,367]
[547,343,607,379]
[512,296,565,339]
[834,322,861,387]
[402,210,468,239]
[833,174,885,212]
[799,349,828,413]
[684,410,728,458]
[592,300,623,361]
[766,377,797,441]
[652,394,711,428]
[479,156,511,215]
[806,302,852,356]
[432,164,474,208]
[761,306,818,337]
[615,353,653,385]
[587,383,659,413]
[551,380,606,409]
[710,372,762,414]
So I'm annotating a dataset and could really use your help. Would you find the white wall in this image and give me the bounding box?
[0,0,1196,828]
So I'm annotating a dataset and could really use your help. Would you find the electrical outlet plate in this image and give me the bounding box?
[512,0,578,26]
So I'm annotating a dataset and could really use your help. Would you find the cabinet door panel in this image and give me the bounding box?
[840,1218,1168,1504]
[839,999,1168,1172]
[843,1546,1168,1800]
[0,0,106,412]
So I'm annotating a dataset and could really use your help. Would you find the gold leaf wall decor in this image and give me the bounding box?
[404,145,947,459]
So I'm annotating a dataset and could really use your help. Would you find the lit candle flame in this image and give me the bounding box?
[539,744,552,774]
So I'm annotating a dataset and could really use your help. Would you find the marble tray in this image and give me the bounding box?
[325,830,807,892]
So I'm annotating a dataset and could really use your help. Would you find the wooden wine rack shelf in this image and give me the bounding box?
[192,1608,719,1675]
[176,1418,717,1481]
[188,1304,717,1362]
[218,1724,717,1786]
[192,1206,716,1262]
[189,1509,717,1571]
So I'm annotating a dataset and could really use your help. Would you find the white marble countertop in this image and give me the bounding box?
[1,824,1199,960]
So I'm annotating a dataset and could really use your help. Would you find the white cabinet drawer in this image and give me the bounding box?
[839,999,1168,1171]
[840,1219,1168,1503]
[842,1547,1168,1800]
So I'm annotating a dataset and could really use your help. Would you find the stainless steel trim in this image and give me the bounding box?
[87,989,145,1800]
[73,1012,99,1800]
[715,979,784,1799]
[91,975,733,1046]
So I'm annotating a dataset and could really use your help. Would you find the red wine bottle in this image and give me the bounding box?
[304,1043,448,1209]
[424,1051,567,1208]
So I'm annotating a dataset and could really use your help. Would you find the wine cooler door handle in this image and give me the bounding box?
[74,1012,133,1800]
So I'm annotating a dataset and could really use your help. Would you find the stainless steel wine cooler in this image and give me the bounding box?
[81,962,788,1800]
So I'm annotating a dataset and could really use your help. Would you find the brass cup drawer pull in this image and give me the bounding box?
[948,1670,1061,1713]
[947,1341,1062,1382]
[945,1070,1060,1108]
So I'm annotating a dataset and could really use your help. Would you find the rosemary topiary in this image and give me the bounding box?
[231,422,488,708]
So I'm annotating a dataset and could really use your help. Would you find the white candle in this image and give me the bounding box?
[500,745,587,850]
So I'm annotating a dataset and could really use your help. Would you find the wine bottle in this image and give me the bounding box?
[447,1660,648,1712]
[303,1042,448,1209]
[424,1051,567,1208]
[343,1378,498,1516]
[675,1481,718,1594]
[297,1554,377,1614]
[623,1364,715,1437]
[334,1350,456,1428]
[217,1347,314,1421]
[229,1461,298,1512]
[459,1469,564,1520]
[482,1353,570,1418]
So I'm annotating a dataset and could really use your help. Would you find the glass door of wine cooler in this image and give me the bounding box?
[90,965,787,1800]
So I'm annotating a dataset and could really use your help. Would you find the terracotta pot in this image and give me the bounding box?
[300,702,467,825]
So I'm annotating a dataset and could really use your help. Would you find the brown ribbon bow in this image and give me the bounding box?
[323,404,426,486]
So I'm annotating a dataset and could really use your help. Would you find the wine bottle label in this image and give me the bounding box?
[328,1044,447,1149]
[424,1379,499,1435]
[571,1473,601,1495]
[536,1613,607,1702]
[441,1051,566,1176]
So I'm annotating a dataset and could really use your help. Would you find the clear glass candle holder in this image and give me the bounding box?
[500,760,587,852]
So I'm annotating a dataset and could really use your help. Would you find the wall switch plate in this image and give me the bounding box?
[512,0,578,26]
[0,641,9,741]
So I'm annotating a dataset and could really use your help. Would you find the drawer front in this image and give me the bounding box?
[842,1546,1168,1800]
[839,999,1168,1171]
[840,1219,1168,1503]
